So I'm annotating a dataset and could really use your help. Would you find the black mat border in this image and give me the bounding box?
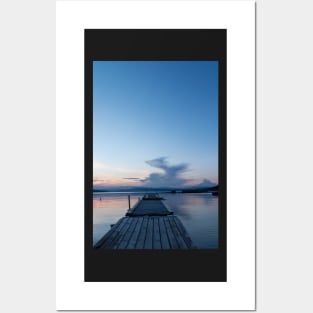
[84,29,227,282]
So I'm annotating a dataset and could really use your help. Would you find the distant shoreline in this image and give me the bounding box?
[93,185,218,194]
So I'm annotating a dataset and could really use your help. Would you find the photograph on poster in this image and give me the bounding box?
[93,60,219,250]
[84,29,227,282]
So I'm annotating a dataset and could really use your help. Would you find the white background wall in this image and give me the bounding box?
[0,0,312,312]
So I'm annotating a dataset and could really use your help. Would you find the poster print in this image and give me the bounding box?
[85,29,227,282]
[57,1,255,309]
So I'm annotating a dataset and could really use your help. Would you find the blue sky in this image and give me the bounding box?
[93,61,218,188]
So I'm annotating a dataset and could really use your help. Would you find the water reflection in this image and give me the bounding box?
[93,192,218,249]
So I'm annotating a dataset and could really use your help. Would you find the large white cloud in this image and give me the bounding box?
[140,157,189,187]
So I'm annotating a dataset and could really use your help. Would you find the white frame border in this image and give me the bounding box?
[56,1,255,310]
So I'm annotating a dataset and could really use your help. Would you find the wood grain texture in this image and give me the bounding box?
[94,194,196,250]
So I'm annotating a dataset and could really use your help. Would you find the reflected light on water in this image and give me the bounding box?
[93,192,218,249]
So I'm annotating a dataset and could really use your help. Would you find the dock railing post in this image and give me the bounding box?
[128,195,130,210]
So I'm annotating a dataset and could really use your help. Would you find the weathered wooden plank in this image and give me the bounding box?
[118,217,139,249]
[161,200,172,213]
[100,217,130,249]
[127,199,171,216]
[94,217,124,249]
[126,217,144,249]
[135,217,149,249]
[112,217,133,249]
[163,216,179,249]
[173,216,196,249]
[153,217,162,249]
[168,216,188,249]
[126,199,141,216]
[96,194,195,250]
[159,217,170,249]
[103,218,130,249]
[144,218,154,249]
[143,193,164,200]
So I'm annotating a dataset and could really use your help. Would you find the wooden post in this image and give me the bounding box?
[128,195,130,210]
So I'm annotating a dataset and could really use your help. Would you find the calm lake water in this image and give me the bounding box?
[93,192,218,249]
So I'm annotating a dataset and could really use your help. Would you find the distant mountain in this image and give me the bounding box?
[93,186,174,192]
[93,184,219,193]
[208,185,218,191]
[190,179,216,189]
[181,185,219,193]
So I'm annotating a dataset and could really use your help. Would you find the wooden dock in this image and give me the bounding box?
[126,193,172,216]
[95,193,196,249]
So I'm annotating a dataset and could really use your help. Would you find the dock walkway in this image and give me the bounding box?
[95,193,196,250]
[126,193,172,216]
